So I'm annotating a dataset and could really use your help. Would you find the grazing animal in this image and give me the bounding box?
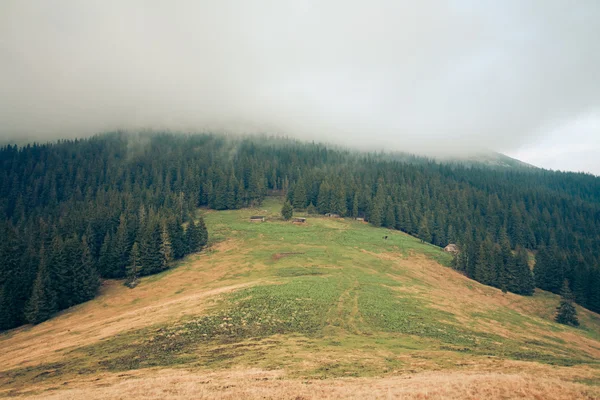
[383,236,388,240]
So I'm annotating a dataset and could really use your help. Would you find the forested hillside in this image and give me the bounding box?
[1,132,599,332]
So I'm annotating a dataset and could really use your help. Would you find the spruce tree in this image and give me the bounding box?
[352,193,359,218]
[186,219,201,253]
[168,218,186,260]
[197,216,209,248]
[226,173,239,210]
[535,246,564,294]
[292,180,307,209]
[512,247,535,295]
[49,235,69,310]
[0,224,27,330]
[159,224,172,271]
[73,238,100,302]
[98,232,113,277]
[317,181,331,214]
[281,200,293,220]
[555,280,579,326]
[113,215,130,278]
[475,240,497,286]
[213,174,228,210]
[126,242,141,287]
[417,217,431,243]
[331,183,346,216]
[140,221,162,275]
[25,247,57,324]
[384,197,395,228]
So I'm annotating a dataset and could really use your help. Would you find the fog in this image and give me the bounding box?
[1,1,600,171]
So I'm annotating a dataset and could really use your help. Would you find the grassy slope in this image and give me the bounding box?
[1,198,599,399]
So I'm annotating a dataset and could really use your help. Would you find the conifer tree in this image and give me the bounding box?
[511,247,535,295]
[140,221,163,275]
[281,200,293,220]
[352,193,359,218]
[317,181,331,214]
[186,219,201,253]
[226,173,239,210]
[98,232,113,277]
[417,217,431,243]
[25,247,57,324]
[138,204,146,229]
[201,181,213,206]
[307,202,317,215]
[213,174,228,210]
[159,224,172,271]
[292,179,307,209]
[475,240,496,286]
[555,280,579,326]
[384,197,395,228]
[197,216,209,248]
[535,246,564,294]
[369,178,386,227]
[0,224,27,330]
[126,242,141,287]
[331,183,346,216]
[498,232,513,292]
[73,238,100,302]
[113,214,130,278]
[168,218,186,260]
[49,235,69,310]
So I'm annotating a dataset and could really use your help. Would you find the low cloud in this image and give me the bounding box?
[1,1,599,160]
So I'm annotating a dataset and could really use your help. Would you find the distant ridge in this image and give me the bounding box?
[437,152,538,170]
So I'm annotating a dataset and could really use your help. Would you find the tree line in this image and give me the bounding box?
[1,132,599,331]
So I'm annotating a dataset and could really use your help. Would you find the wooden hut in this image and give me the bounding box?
[293,217,306,223]
[250,216,265,222]
[444,244,459,254]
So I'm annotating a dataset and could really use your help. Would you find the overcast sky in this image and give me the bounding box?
[1,1,599,174]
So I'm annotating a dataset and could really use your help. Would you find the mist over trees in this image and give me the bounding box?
[1,132,599,331]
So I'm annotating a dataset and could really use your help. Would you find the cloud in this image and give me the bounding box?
[508,112,600,175]
[1,1,599,162]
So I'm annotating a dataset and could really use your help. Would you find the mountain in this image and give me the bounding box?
[1,132,600,398]
[1,198,599,399]
[442,151,538,170]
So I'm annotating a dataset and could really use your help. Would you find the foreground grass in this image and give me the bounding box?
[1,198,599,398]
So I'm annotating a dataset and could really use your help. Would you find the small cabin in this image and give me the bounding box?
[444,244,459,254]
[250,216,265,222]
[325,213,340,218]
[293,217,306,223]
[355,217,364,222]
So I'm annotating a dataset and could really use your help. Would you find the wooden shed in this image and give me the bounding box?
[250,216,265,222]
[293,217,306,223]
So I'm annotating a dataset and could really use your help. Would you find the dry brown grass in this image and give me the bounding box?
[380,252,600,360]
[0,240,262,371]
[17,366,600,400]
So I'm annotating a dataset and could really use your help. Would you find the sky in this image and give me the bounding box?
[1,1,599,174]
